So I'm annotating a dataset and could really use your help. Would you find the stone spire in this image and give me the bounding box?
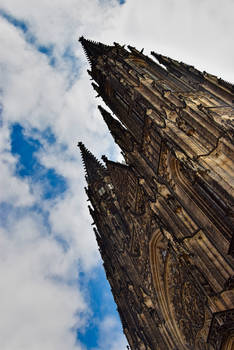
[79,36,111,66]
[78,141,105,183]
[98,105,134,152]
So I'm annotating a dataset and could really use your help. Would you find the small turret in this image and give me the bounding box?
[101,154,137,212]
[78,141,105,183]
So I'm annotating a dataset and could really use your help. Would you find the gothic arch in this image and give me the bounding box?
[167,152,195,198]
[167,151,234,290]
[149,228,209,350]
[149,228,187,350]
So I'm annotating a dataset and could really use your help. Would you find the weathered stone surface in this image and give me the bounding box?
[79,38,234,350]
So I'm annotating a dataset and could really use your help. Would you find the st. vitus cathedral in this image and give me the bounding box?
[78,37,234,350]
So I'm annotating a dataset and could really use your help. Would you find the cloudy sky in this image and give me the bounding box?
[0,0,233,349]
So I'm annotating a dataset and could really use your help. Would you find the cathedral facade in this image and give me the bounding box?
[78,37,234,350]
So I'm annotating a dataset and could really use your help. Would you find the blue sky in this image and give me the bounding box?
[0,0,233,349]
[11,123,67,199]
[0,1,126,349]
[2,13,123,350]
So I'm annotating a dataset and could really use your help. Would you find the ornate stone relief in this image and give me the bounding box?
[150,229,209,349]
[207,309,234,350]
[166,254,207,347]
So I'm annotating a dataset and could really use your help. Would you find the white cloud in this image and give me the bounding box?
[0,217,86,350]
[0,16,65,129]
[93,316,127,350]
[100,0,234,82]
[48,190,100,271]
[0,1,122,348]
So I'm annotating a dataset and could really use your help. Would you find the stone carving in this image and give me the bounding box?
[134,185,146,215]
[167,254,206,347]
[80,38,234,350]
[208,309,234,349]
[176,115,195,136]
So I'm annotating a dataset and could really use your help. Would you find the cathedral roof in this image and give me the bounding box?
[79,36,111,66]
[78,141,105,183]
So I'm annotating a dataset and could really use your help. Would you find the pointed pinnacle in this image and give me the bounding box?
[79,36,111,66]
[98,105,126,143]
[151,52,170,66]
[98,105,112,123]
[78,141,105,183]
[101,155,109,164]
[151,51,204,80]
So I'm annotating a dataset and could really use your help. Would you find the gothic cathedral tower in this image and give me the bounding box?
[78,37,234,350]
